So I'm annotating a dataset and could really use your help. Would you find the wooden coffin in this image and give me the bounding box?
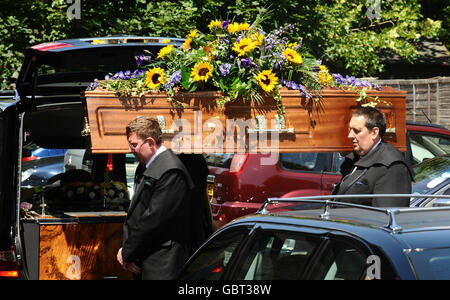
[22,213,132,280]
[83,87,407,154]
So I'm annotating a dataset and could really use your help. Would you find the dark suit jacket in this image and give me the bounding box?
[122,149,195,279]
[333,141,414,207]
[177,154,215,245]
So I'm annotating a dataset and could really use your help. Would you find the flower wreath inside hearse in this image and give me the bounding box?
[21,170,130,218]
[89,12,384,117]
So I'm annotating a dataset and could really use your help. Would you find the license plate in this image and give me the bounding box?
[207,183,214,198]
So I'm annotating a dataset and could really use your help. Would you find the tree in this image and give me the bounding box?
[0,0,442,89]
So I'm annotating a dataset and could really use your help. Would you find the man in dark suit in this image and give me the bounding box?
[332,107,414,207]
[116,116,198,279]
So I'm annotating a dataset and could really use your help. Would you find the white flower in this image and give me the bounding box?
[89,192,96,199]
[108,189,115,197]
[76,187,85,195]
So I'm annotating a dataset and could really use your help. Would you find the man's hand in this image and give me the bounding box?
[117,248,142,275]
[117,248,124,266]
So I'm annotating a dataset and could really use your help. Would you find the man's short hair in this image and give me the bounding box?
[126,116,162,145]
[353,107,387,137]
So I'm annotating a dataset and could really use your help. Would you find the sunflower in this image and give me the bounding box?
[191,62,213,82]
[208,20,222,31]
[238,22,250,31]
[227,22,250,34]
[282,48,303,64]
[188,29,198,38]
[157,44,174,59]
[182,37,192,51]
[256,70,278,92]
[145,67,165,89]
[251,32,264,46]
[318,65,333,84]
[232,38,256,57]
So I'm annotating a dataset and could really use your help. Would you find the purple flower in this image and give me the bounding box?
[163,70,182,90]
[112,71,125,80]
[332,73,381,90]
[88,79,99,90]
[136,55,150,67]
[282,80,312,99]
[219,63,232,76]
[221,21,229,29]
[241,58,252,68]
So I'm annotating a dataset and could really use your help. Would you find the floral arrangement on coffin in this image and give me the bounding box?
[90,13,383,117]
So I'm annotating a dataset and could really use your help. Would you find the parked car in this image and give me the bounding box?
[21,156,65,187]
[179,198,450,280]
[22,145,66,162]
[206,122,450,229]
[410,153,450,207]
[205,152,344,229]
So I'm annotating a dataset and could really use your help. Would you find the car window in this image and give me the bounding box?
[408,248,450,280]
[125,154,139,198]
[179,227,250,280]
[203,153,234,168]
[412,155,450,195]
[310,239,367,280]
[279,153,326,172]
[234,230,321,280]
[333,152,346,172]
[409,132,450,164]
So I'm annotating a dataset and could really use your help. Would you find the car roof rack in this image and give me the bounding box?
[257,194,450,232]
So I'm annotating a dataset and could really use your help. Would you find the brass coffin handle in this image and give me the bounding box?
[156,115,179,135]
[248,115,295,134]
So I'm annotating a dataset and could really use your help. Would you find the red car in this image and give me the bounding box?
[206,121,450,229]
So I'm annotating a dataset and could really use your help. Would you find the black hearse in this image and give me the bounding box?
[0,37,183,279]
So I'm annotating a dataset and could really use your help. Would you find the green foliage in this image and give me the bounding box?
[310,0,442,76]
[0,0,444,89]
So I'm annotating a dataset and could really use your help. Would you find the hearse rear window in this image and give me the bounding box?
[20,149,136,218]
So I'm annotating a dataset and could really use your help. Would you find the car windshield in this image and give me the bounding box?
[408,247,450,279]
[409,131,450,165]
[412,155,450,194]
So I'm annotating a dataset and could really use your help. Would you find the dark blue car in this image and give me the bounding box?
[180,197,450,280]
[21,156,64,187]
